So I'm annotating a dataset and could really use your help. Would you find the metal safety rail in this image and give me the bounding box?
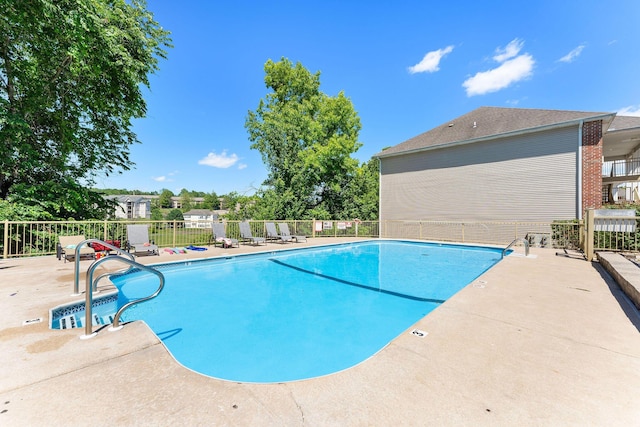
[72,239,135,295]
[502,237,530,258]
[81,254,164,339]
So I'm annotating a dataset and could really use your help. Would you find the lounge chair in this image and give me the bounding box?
[278,223,307,242]
[265,222,292,243]
[212,222,239,248]
[126,225,159,256]
[57,235,95,263]
[239,221,266,246]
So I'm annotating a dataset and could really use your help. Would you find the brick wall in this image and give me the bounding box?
[582,120,603,214]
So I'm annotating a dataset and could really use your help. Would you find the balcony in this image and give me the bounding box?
[602,158,640,184]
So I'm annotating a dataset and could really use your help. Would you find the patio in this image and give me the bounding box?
[1,239,639,426]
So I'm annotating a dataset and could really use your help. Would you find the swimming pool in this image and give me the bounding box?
[110,240,503,383]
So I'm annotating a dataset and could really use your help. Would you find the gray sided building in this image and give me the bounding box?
[375,107,640,225]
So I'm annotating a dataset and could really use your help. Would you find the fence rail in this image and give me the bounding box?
[380,220,582,249]
[5,210,639,260]
[0,218,586,259]
[583,210,640,261]
[0,219,379,259]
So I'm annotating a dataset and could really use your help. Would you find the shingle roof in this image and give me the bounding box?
[105,195,150,203]
[183,209,216,216]
[609,115,640,131]
[375,106,614,158]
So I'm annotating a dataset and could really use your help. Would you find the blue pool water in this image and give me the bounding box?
[111,240,503,383]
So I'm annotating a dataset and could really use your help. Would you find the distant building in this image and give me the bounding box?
[146,195,206,209]
[106,195,152,219]
[183,209,228,228]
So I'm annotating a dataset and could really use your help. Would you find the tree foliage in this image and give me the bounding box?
[245,58,365,220]
[157,188,174,208]
[339,157,379,220]
[0,0,171,219]
[0,198,52,221]
[98,188,157,196]
[178,188,193,212]
[221,191,258,220]
[166,208,184,221]
[150,206,163,221]
[202,191,220,210]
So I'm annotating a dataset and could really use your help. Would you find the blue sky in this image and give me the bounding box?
[95,0,640,195]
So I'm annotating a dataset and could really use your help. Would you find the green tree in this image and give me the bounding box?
[0,0,171,219]
[179,188,193,212]
[340,158,379,220]
[245,58,362,220]
[202,191,220,210]
[150,206,163,221]
[0,198,52,221]
[221,191,258,220]
[166,208,183,221]
[158,189,174,208]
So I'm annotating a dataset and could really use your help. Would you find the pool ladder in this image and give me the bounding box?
[72,239,165,339]
[502,237,530,258]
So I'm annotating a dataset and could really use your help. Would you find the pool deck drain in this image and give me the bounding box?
[1,238,640,426]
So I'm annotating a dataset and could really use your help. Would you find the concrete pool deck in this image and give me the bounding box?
[1,239,639,426]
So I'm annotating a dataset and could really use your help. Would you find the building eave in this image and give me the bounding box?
[375,112,616,160]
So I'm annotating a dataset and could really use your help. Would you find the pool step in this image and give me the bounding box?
[59,315,78,329]
[59,313,116,329]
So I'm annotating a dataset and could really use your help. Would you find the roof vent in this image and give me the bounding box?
[473,121,477,128]
[448,123,454,127]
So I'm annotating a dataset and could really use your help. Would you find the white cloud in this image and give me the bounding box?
[493,38,524,62]
[559,45,585,63]
[152,170,179,183]
[618,105,640,117]
[152,176,173,183]
[408,45,454,74]
[463,54,534,96]
[237,163,247,170]
[198,150,239,168]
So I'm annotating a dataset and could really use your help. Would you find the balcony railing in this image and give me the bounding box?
[602,158,640,181]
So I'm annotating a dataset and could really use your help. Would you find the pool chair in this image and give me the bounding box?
[212,222,239,248]
[57,235,96,263]
[278,223,307,242]
[265,222,292,243]
[126,224,159,256]
[239,221,266,246]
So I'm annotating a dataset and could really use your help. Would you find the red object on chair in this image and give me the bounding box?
[91,240,121,252]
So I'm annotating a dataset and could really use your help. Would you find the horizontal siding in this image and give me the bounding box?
[380,126,579,222]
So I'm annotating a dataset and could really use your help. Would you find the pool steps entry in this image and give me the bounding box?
[502,238,530,258]
[71,239,165,339]
[59,313,115,330]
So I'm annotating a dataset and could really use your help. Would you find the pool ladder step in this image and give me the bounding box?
[59,313,115,329]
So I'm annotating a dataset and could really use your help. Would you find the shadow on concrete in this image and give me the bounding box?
[593,262,640,333]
